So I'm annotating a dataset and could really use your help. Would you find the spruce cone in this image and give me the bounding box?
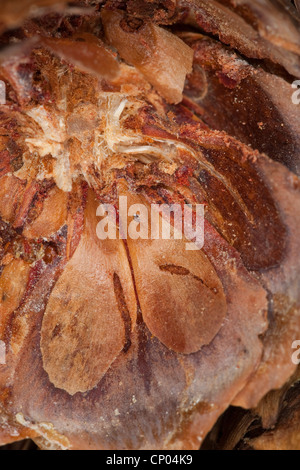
[0,0,299,450]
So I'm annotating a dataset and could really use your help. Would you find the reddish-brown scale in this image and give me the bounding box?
[0,0,299,452]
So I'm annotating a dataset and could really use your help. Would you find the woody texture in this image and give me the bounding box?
[0,0,300,450]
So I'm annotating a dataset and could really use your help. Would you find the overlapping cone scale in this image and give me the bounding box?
[0,0,299,450]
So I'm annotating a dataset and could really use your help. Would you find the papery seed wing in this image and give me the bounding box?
[120,189,227,354]
[40,191,137,395]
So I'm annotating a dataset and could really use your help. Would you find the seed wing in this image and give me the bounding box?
[121,190,227,354]
[40,191,137,395]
